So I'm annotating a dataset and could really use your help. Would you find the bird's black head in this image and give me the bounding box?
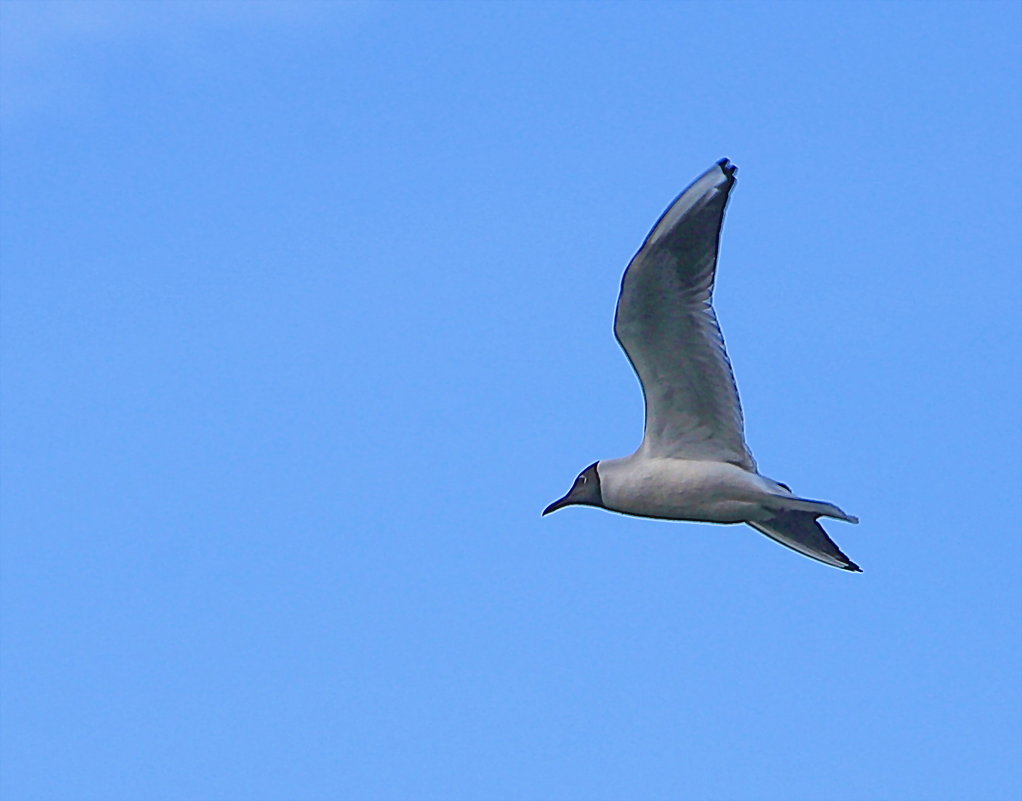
[542,462,603,516]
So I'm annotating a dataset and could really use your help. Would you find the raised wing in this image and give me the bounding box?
[613,159,755,470]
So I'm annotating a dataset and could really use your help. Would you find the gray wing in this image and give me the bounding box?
[748,513,862,571]
[613,159,755,470]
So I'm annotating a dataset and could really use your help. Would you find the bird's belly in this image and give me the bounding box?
[601,458,773,524]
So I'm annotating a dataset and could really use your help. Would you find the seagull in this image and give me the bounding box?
[543,159,861,571]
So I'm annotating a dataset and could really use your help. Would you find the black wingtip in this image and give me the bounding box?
[832,542,862,572]
[716,157,737,178]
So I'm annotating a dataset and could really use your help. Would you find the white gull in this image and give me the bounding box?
[543,159,860,571]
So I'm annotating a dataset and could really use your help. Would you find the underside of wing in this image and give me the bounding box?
[613,159,755,470]
[748,512,862,571]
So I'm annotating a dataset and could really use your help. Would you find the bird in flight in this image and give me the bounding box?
[543,159,861,571]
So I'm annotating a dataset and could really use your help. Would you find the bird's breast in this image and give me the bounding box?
[599,457,772,524]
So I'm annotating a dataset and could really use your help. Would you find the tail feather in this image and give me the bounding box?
[748,510,861,572]
[766,494,859,524]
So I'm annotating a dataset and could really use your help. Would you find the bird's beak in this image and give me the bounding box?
[542,494,572,516]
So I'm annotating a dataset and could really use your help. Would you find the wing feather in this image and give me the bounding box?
[613,159,755,470]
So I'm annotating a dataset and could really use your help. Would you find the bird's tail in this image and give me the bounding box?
[748,510,861,572]
[758,487,859,524]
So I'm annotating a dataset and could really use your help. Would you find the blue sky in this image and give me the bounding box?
[2,2,1020,799]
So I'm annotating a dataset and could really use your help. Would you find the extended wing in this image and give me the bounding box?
[613,159,755,470]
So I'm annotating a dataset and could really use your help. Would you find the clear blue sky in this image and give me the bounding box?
[2,2,1020,800]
